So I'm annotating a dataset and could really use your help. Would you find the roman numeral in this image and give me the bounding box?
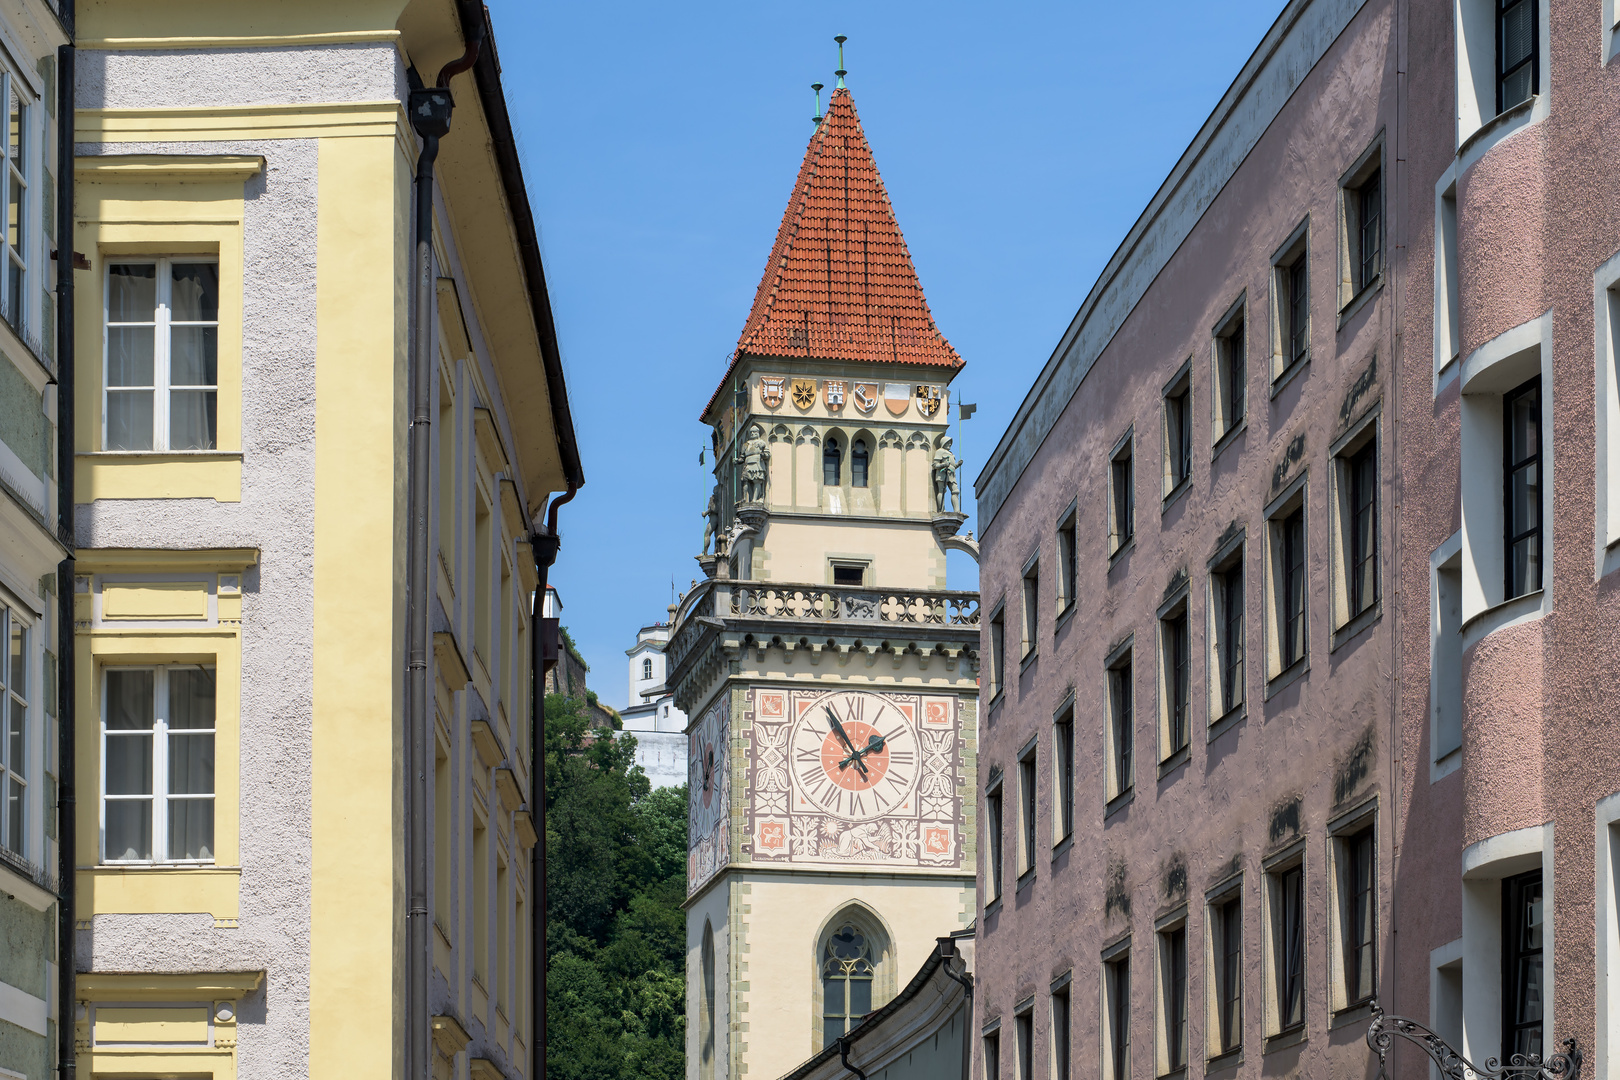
[873,786,891,810]
[817,784,842,810]
[799,764,826,786]
[795,747,822,763]
[849,792,867,818]
[888,749,915,765]
[885,770,912,788]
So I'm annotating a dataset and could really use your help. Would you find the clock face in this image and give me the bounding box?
[790,691,918,821]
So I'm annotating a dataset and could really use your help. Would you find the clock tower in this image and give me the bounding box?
[667,82,980,1080]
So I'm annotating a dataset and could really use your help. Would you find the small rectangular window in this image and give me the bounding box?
[1269,500,1308,674]
[850,437,869,488]
[1159,925,1188,1071]
[1018,748,1037,879]
[1344,165,1384,298]
[1052,985,1072,1080]
[104,259,221,452]
[1432,551,1464,766]
[1107,656,1133,801]
[1053,705,1074,844]
[1163,368,1192,496]
[1015,1010,1033,1080]
[1105,954,1131,1080]
[1438,185,1460,371]
[1215,304,1247,438]
[1213,895,1243,1055]
[1021,561,1039,659]
[473,814,489,982]
[1338,827,1376,1007]
[1504,376,1542,599]
[101,664,216,864]
[1347,441,1378,617]
[1272,226,1311,381]
[0,609,25,857]
[833,563,865,587]
[1212,555,1245,720]
[1270,863,1305,1032]
[989,609,1006,702]
[1110,434,1135,554]
[1159,604,1189,758]
[986,781,1005,902]
[1502,869,1545,1060]
[1497,0,1538,112]
[985,1031,1001,1080]
[1056,507,1078,616]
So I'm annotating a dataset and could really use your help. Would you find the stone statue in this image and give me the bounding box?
[739,424,770,504]
[932,435,961,513]
[701,486,721,554]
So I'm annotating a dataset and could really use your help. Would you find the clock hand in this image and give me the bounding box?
[824,707,859,757]
[839,734,887,773]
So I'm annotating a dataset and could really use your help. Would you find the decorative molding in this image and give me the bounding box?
[75,154,265,183]
[75,547,259,573]
[434,632,472,691]
[431,1013,472,1057]
[469,719,504,769]
[77,970,265,1001]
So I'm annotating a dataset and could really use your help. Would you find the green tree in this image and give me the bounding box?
[545,693,686,1080]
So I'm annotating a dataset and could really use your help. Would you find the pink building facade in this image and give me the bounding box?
[971,0,1620,1076]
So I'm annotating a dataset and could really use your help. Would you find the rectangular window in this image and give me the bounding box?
[1108,656,1133,801]
[1273,506,1307,671]
[1338,827,1376,1007]
[1272,226,1311,381]
[1215,305,1247,437]
[496,854,510,1012]
[986,781,1004,902]
[0,610,25,856]
[1110,434,1135,553]
[1160,604,1189,758]
[1021,561,1039,659]
[104,259,220,452]
[1212,558,1245,719]
[1,74,27,335]
[1502,869,1544,1060]
[1056,507,1078,616]
[1015,1010,1033,1080]
[832,562,865,587]
[988,608,1006,702]
[1052,985,1071,1080]
[1497,0,1538,112]
[434,741,451,927]
[985,1031,1001,1080]
[1106,954,1131,1080]
[1164,369,1192,495]
[1270,862,1306,1032]
[1018,748,1037,880]
[1346,441,1378,617]
[473,814,489,983]
[1053,705,1074,844]
[1438,185,1460,372]
[1432,550,1464,767]
[101,665,216,864]
[1343,166,1383,298]
[1504,376,1542,599]
[1213,896,1243,1055]
[1159,925,1188,1071]
[1287,258,1310,366]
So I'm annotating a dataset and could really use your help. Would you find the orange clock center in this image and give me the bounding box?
[820,721,889,791]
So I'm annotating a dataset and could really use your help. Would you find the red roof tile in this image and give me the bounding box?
[711,88,961,414]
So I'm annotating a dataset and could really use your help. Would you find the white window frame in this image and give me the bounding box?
[1330,407,1382,643]
[100,663,218,865]
[1596,791,1620,1078]
[1337,136,1386,315]
[1434,167,1461,393]
[1154,907,1190,1075]
[101,256,222,453]
[1205,876,1245,1061]
[1263,475,1310,688]
[1459,824,1553,1067]
[1270,219,1311,386]
[1212,294,1248,445]
[0,65,36,342]
[1208,534,1246,726]
[1430,532,1464,781]
[1327,802,1379,1015]
[0,603,30,861]
[1593,250,1620,579]
[1108,428,1135,556]
[1455,0,1550,161]
[1262,842,1307,1040]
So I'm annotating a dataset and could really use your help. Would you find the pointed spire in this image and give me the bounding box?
[834,35,848,89]
[728,87,962,371]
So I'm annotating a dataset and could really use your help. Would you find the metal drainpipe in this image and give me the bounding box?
[404,29,482,1080]
[837,1034,869,1080]
[530,482,574,1080]
[54,38,76,1080]
[938,939,975,1080]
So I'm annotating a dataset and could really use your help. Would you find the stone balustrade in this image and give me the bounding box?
[729,583,979,626]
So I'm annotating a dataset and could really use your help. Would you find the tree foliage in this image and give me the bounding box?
[545,692,686,1080]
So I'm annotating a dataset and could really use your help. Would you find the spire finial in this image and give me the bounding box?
[811,82,824,125]
[834,35,848,88]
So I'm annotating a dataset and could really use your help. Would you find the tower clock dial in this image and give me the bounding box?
[790,691,919,821]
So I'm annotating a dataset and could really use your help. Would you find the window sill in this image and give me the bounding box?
[1330,1000,1375,1030]
[1161,478,1191,514]
[1264,1026,1307,1054]
[1270,356,1311,399]
[1104,788,1134,820]
[1212,419,1247,461]
[986,689,1005,717]
[1016,868,1036,893]
[0,856,55,911]
[1337,274,1383,329]
[1157,1068,1188,1080]
[1457,93,1537,158]
[1331,599,1382,652]
[1108,536,1135,571]
[79,449,243,459]
[1208,704,1246,744]
[1019,648,1038,673]
[1435,352,1460,395]
[1051,832,1074,862]
[1206,1048,1244,1073]
[1157,744,1190,778]
[1265,657,1309,700]
[984,895,1004,919]
[1054,600,1078,634]
[1459,587,1545,653]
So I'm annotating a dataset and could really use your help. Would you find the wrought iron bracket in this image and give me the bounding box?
[1365,999,1581,1080]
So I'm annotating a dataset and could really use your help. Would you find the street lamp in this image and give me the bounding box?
[1364,1000,1581,1080]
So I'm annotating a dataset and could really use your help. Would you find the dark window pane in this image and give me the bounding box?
[850,440,868,488]
[106,670,155,730]
[168,797,213,860]
[104,798,151,860]
[107,264,156,322]
[823,439,841,486]
[1504,871,1544,1061]
[848,978,871,1017]
[170,263,220,322]
[823,977,844,1017]
[106,326,155,387]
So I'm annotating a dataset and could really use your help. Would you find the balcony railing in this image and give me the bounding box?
[730,583,979,627]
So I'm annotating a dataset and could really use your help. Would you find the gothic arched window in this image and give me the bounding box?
[821,923,874,1044]
[642,657,653,681]
[824,438,842,486]
[700,921,717,1079]
[851,440,869,488]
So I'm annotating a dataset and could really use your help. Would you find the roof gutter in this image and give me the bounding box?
[450,0,585,494]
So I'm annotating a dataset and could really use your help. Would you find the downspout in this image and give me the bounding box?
[836,1035,869,1080]
[404,27,482,1080]
[54,37,75,1080]
[939,939,975,1080]
[531,482,576,1080]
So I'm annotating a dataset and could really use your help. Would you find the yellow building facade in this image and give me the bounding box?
[669,87,978,1080]
[68,4,581,1079]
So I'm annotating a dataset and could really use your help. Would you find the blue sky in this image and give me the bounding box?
[487,0,1287,710]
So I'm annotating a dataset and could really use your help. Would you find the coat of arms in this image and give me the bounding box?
[883,382,911,417]
[758,376,785,409]
[915,384,942,419]
[790,378,818,410]
[852,382,878,413]
[824,380,846,410]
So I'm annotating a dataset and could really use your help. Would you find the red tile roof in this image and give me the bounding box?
[710,88,961,416]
